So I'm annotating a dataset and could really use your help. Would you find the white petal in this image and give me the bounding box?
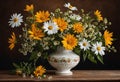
[8,13,23,28]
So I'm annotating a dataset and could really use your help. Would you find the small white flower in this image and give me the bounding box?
[64,3,77,11]
[92,42,105,56]
[48,76,53,80]
[30,74,34,78]
[37,52,41,57]
[70,14,81,21]
[43,21,58,35]
[22,73,26,78]
[44,46,49,50]
[38,76,41,79]
[8,13,23,28]
[79,39,90,51]
[54,41,60,46]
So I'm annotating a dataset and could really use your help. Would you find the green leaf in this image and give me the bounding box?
[97,55,104,64]
[26,63,32,75]
[88,54,97,64]
[74,47,81,55]
[29,51,38,61]
[83,52,87,61]
[42,52,49,59]
[13,63,20,69]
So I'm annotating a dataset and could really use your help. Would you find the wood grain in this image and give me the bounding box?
[0,70,120,82]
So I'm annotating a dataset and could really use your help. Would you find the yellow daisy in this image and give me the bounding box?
[35,11,50,23]
[62,34,78,50]
[104,30,113,46]
[53,17,68,32]
[8,32,16,50]
[28,24,44,40]
[94,10,103,21]
[73,23,84,33]
[34,65,46,77]
[24,4,34,12]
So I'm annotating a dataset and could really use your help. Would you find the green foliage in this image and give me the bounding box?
[88,53,97,64]
[13,62,35,76]
[83,51,88,61]
[97,54,104,64]
[29,51,39,61]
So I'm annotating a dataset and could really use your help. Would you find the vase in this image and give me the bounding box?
[48,47,80,75]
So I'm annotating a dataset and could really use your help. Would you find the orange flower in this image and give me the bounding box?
[24,4,34,12]
[104,30,113,46]
[28,24,44,40]
[8,32,16,50]
[73,23,84,33]
[35,11,50,23]
[53,18,68,32]
[94,10,103,21]
[62,34,78,50]
[34,65,46,77]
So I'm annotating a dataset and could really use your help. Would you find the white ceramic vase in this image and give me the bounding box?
[48,47,80,75]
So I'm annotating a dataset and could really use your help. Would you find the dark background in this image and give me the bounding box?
[0,0,120,70]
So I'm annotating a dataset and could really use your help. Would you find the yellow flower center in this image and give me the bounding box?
[69,5,73,9]
[97,46,101,51]
[67,40,72,45]
[48,26,53,30]
[13,18,18,22]
[83,42,87,46]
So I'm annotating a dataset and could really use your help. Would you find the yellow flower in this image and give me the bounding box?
[104,30,113,46]
[16,69,22,75]
[28,24,44,40]
[73,23,84,33]
[34,65,46,77]
[62,34,78,50]
[53,18,68,32]
[35,11,50,23]
[94,10,103,21]
[24,4,34,12]
[8,32,16,50]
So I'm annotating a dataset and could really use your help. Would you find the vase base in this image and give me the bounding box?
[55,71,73,75]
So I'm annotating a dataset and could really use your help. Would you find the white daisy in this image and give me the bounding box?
[43,21,58,35]
[64,3,77,11]
[70,14,81,21]
[92,42,105,56]
[8,13,23,28]
[79,39,90,51]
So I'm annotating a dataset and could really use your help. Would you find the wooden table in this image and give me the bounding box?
[0,70,120,82]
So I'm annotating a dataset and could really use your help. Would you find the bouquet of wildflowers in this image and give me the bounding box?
[8,3,116,77]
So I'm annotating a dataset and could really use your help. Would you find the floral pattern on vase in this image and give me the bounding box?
[48,47,80,75]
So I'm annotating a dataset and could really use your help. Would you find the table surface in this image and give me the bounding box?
[0,70,120,82]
